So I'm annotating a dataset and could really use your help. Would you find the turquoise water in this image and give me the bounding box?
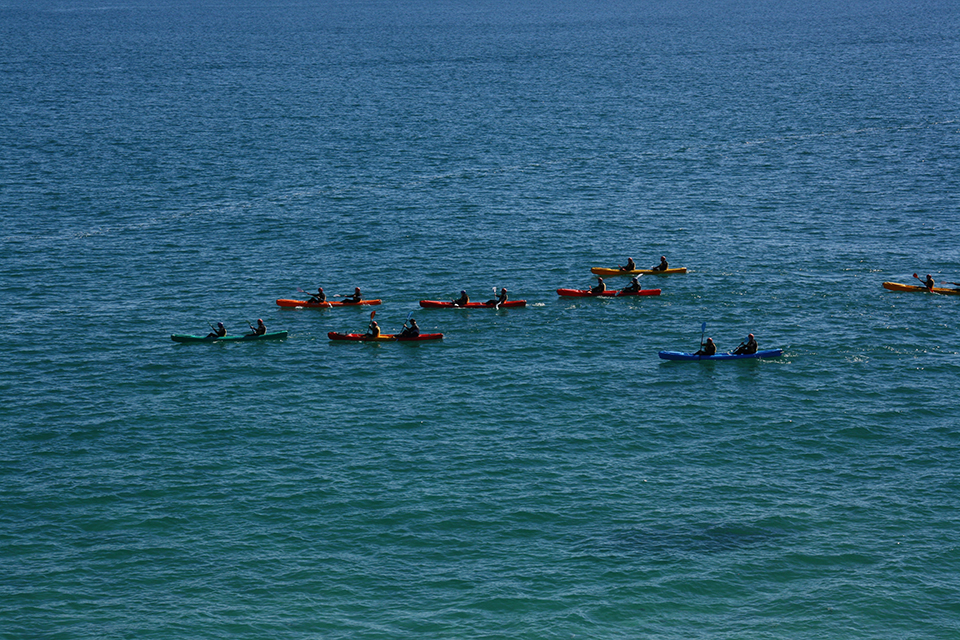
[2,1,960,638]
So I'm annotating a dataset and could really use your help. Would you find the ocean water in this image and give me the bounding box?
[2,0,959,638]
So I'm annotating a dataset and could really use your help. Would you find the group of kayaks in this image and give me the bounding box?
[170,260,781,359]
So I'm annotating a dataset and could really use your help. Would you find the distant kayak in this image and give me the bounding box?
[658,349,783,361]
[557,288,661,297]
[419,300,526,308]
[590,267,687,276]
[276,298,382,308]
[327,332,443,342]
[171,331,288,343]
[882,282,960,296]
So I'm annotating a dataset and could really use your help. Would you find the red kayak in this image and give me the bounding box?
[277,298,382,308]
[419,300,527,308]
[327,332,444,342]
[556,288,661,297]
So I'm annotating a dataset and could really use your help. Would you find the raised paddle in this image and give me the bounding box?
[699,321,707,348]
[913,273,935,289]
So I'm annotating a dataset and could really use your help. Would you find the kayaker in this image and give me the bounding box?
[398,318,420,338]
[619,257,636,271]
[206,322,226,338]
[733,333,758,355]
[342,287,362,304]
[308,287,326,303]
[652,256,669,272]
[923,274,935,290]
[364,318,380,339]
[248,319,266,336]
[486,287,508,306]
[452,290,469,307]
[590,278,606,295]
[695,337,717,356]
[620,276,642,295]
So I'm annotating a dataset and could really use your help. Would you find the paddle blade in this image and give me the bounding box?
[370,310,376,319]
[701,322,707,333]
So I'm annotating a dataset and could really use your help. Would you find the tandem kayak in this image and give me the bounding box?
[419,300,527,308]
[277,298,382,308]
[171,331,288,343]
[590,267,687,277]
[658,349,783,361]
[882,282,960,296]
[557,288,661,297]
[327,332,444,342]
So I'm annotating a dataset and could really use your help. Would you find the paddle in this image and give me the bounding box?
[493,287,502,309]
[699,321,707,349]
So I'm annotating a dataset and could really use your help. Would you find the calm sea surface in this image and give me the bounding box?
[2,0,959,638]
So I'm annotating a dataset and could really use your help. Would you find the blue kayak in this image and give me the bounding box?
[171,331,288,343]
[658,349,783,361]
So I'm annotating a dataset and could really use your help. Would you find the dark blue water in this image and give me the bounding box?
[2,1,959,638]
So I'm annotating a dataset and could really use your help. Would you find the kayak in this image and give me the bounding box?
[276,298,382,308]
[327,332,444,342]
[171,331,288,343]
[419,300,527,308]
[590,267,687,276]
[557,288,661,297]
[882,282,960,296]
[658,349,783,361]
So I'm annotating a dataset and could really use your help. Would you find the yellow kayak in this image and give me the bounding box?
[590,266,687,276]
[882,282,960,296]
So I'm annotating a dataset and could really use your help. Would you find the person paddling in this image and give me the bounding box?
[486,287,508,306]
[620,276,642,295]
[619,257,636,271]
[308,287,326,303]
[364,317,380,338]
[398,317,420,338]
[733,333,758,355]
[206,322,226,338]
[342,287,362,304]
[923,274,935,290]
[247,319,266,336]
[590,277,606,295]
[695,337,717,356]
[652,255,669,272]
[452,290,469,307]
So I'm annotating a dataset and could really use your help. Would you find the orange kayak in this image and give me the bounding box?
[882,282,960,296]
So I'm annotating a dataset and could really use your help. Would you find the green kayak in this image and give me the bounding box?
[171,331,288,343]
